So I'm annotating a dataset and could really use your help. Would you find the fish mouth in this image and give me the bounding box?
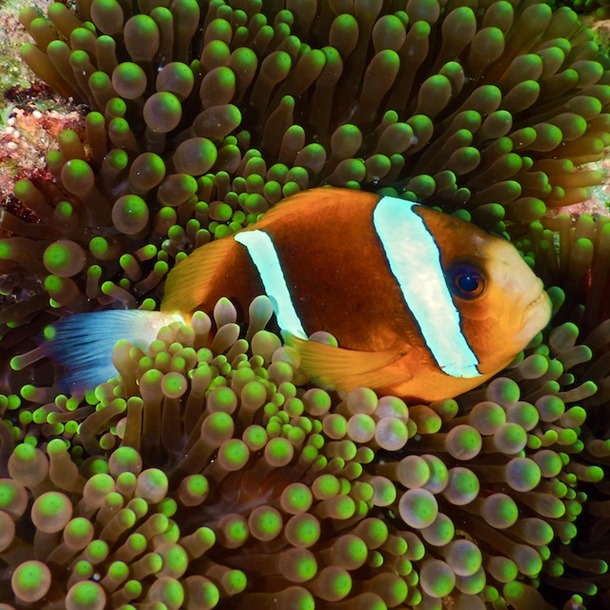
[516,279,552,345]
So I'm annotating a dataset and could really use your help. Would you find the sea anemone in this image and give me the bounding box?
[0,296,607,609]
[2,1,610,609]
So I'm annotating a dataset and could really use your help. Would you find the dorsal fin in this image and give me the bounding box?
[253,187,375,230]
[161,237,235,313]
[161,188,376,314]
[253,188,329,226]
[159,191,321,315]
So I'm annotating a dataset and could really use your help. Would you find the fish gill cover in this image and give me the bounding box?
[1,0,610,608]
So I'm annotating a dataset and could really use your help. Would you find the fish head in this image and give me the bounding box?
[446,232,551,375]
[420,209,552,377]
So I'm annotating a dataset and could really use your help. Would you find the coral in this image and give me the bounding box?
[0,0,84,209]
[0,108,84,206]
[0,296,608,609]
[0,0,55,103]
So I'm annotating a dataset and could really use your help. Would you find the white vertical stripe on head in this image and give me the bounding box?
[373,196,481,378]
[234,230,307,339]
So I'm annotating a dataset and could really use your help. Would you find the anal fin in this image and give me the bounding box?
[285,334,410,392]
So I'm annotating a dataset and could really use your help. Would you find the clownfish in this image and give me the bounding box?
[23,188,552,400]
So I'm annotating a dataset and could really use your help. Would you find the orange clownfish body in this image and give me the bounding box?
[29,188,552,400]
[161,188,551,400]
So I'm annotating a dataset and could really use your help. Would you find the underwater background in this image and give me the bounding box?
[2,0,610,608]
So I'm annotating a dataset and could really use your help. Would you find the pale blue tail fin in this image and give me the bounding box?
[12,310,184,392]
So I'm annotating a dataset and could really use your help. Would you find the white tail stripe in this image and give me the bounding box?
[234,230,307,339]
[373,196,481,379]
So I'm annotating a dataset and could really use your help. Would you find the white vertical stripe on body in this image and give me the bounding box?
[234,230,307,339]
[373,196,481,378]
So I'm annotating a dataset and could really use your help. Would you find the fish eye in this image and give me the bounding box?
[448,264,486,300]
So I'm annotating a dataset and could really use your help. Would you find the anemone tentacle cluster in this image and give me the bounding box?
[2,0,610,609]
[555,0,610,16]
[0,296,607,609]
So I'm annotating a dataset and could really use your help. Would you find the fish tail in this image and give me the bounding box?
[11,310,185,392]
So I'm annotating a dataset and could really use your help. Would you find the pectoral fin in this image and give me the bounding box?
[285,334,410,391]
